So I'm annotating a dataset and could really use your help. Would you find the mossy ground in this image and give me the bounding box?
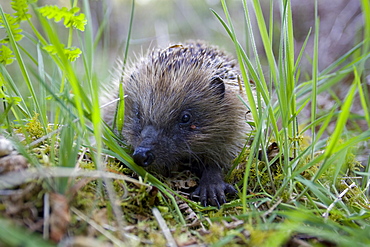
[0,122,367,246]
[0,0,369,246]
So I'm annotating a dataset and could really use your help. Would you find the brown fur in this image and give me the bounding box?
[102,41,253,206]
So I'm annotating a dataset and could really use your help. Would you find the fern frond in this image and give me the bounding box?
[38,5,87,31]
[43,44,82,62]
[0,88,22,106]
[11,0,33,21]
[0,13,24,43]
[0,45,15,65]
[63,47,82,61]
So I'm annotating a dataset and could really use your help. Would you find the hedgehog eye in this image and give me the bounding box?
[179,111,192,126]
[181,114,191,123]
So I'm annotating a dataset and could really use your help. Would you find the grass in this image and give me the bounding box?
[0,0,369,246]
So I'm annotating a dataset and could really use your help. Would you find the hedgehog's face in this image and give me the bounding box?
[121,75,228,169]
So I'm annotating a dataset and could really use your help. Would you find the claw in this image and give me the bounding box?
[191,180,236,207]
[190,166,237,207]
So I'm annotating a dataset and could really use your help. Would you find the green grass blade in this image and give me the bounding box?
[123,0,135,67]
[320,41,364,75]
[280,209,370,246]
[361,0,370,62]
[112,0,134,133]
[0,218,54,247]
[57,121,80,194]
[81,0,94,79]
[251,0,278,84]
[115,83,125,133]
[355,59,370,128]
[311,0,319,158]
[214,1,280,142]
[295,176,333,206]
[36,43,48,126]
[0,64,30,118]
[323,78,357,158]
[0,6,45,128]
[211,6,258,124]
[241,0,269,93]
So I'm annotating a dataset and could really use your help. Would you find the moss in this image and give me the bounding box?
[15,114,48,143]
[24,114,45,140]
[202,222,230,244]
[148,231,167,246]
[248,226,277,247]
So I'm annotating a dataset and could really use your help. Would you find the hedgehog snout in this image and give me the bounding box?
[133,147,155,167]
[132,125,158,167]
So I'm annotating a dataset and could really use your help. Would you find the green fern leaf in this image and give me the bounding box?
[11,0,33,21]
[0,84,22,105]
[0,13,24,43]
[0,86,22,105]
[43,44,81,62]
[0,45,15,65]
[64,47,82,61]
[38,5,87,31]
[64,10,86,31]
[42,44,58,54]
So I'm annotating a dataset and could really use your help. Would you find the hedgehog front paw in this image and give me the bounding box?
[191,174,237,208]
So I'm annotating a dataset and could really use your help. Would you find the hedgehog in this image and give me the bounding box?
[103,41,253,207]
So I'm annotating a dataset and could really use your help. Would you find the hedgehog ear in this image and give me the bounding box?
[210,76,225,99]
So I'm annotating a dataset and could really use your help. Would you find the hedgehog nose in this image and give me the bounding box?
[133,147,155,167]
